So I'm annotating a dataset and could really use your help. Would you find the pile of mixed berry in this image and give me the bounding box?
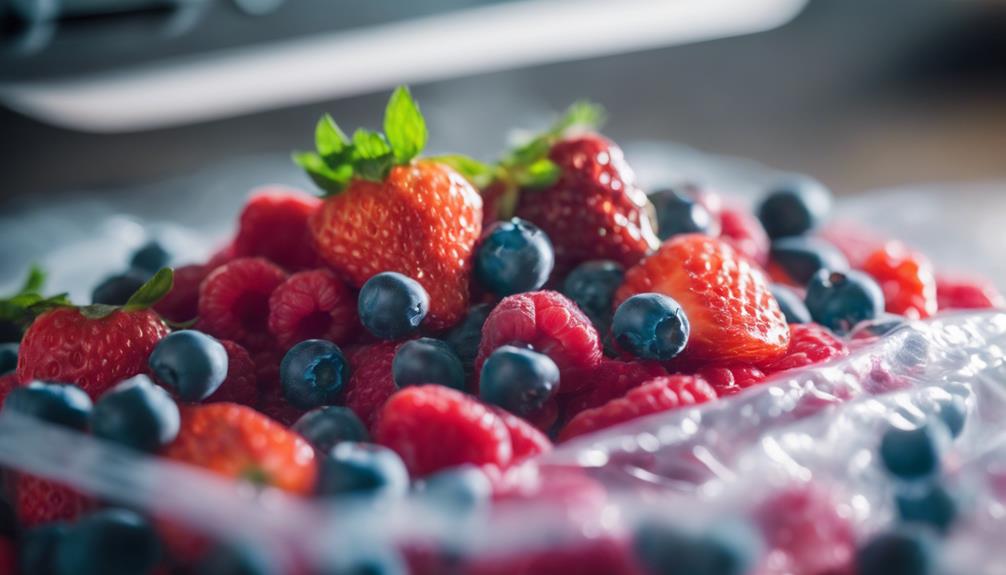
[0,86,1002,575]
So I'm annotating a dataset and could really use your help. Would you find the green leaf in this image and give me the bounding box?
[514,158,561,188]
[19,265,46,294]
[430,154,497,188]
[383,85,428,165]
[351,129,395,181]
[123,268,174,311]
[78,304,120,320]
[315,114,350,158]
[293,151,352,194]
[551,100,606,135]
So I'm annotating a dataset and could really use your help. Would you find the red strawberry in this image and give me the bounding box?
[513,134,658,273]
[475,291,602,382]
[493,408,552,463]
[559,360,667,418]
[559,375,716,442]
[153,263,208,323]
[862,242,937,319]
[233,187,322,272]
[14,474,91,527]
[343,342,399,430]
[753,485,855,575]
[375,385,512,477]
[615,235,790,363]
[205,340,258,406]
[691,364,766,398]
[718,205,769,266]
[936,275,1005,311]
[267,269,358,350]
[163,403,317,494]
[198,257,288,351]
[759,323,849,374]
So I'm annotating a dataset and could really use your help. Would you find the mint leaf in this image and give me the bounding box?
[315,114,350,159]
[430,154,496,188]
[384,86,428,164]
[293,151,352,194]
[20,265,45,294]
[123,268,173,311]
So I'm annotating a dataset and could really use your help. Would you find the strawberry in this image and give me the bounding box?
[267,268,358,349]
[615,235,790,364]
[936,274,1005,311]
[163,403,317,494]
[862,242,937,319]
[16,269,173,399]
[14,474,91,527]
[296,87,483,329]
[232,187,322,272]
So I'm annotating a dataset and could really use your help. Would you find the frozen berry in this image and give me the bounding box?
[562,260,624,333]
[149,330,229,402]
[879,422,942,480]
[392,338,465,391]
[91,270,149,306]
[475,217,554,296]
[805,269,884,334]
[268,269,358,349]
[279,339,350,409]
[198,258,288,350]
[769,236,848,285]
[612,293,690,361]
[3,381,92,430]
[479,345,560,416]
[316,442,409,499]
[770,284,811,324]
[129,241,171,274]
[856,528,934,575]
[634,519,760,575]
[649,186,715,240]
[91,375,180,453]
[54,508,160,575]
[292,406,369,453]
[757,177,832,239]
[895,483,957,532]
[358,272,429,340]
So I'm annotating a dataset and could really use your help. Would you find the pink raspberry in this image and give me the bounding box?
[233,188,322,271]
[343,342,399,430]
[753,485,855,575]
[493,407,552,463]
[205,340,258,407]
[559,360,667,418]
[198,258,287,351]
[693,364,767,397]
[153,263,208,323]
[936,274,1005,310]
[267,269,358,350]
[759,323,849,374]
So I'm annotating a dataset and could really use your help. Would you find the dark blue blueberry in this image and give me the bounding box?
[929,394,967,439]
[196,544,272,575]
[479,345,560,416]
[316,442,409,499]
[293,406,369,453]
[757,177,832,239]
[770,284,812,324]
[562,260,625,333]
[895,332,930,368]
[280,340,350,409]
[392,338,465,391]
[648,186,714,240]
[54,509,161,575]
[895,483,957,533]
[770,236,848,285]
[444,304,493,378]
[416,464,492,513]
[879,422,942,480]
[849,313,907,339]
[0,342,17,375]
[612,293,690,361]
[805,269,884,334]
[148,330,228,402]
[634,520,760,575]
[91,270,150,306]
[91,375,180,453]
[358,272,429,340]
[20,522,68,575]
[856,528,935,575]
[129,241,171,274]
[3,381,92,430]
[475,218,554,296]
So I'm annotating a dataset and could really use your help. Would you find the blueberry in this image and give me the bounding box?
[148,330,229,402]
[293,406,369,453]
[3,381,92,431]
[805,269,884,334]
[612,293,690,360]
[648,186,714,240]
[280,340,350,409]
[849,314,907,339]
[196,544,272,575]
[929,394,967,438]
[769,237,848,285]
[91,270,150,306]
[392,338,465,391]
[562,260,625,332]
[856,528,935,575]
[91,375,180,453]
[475,218,554,296]
[358,272,429,340]
[757,177,832,239]
[444,304,493,377]
[879,422,942,480]
[129,241,171,274]
[55,509,161,575]
[415,464,492,513]
[770,284,811,324]
[316,442,409,499]
[0,342,17,375]
[634,520,760,575]
[479,345,559,416]
[895,483,957,533]
[21,522,68,575]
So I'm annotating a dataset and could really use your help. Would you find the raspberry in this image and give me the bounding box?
[494,408,552,463]
[15,474,91,527]
[559,375,716,441]
[753,485,855,575]
[375,385,512,477]
[817,223,887,268]
[862,242,937,319]
[692,364,766,397]
[198,258,288,351]
[718,206,769,266]
[559,360,667,418]
[267,269,358,350]
[233,188,322,272]
[759,323,849,374]
[936,275,1005,310]
[525,397,559,432]
[153,264,208,323]
[206,340,258,406]
[205,242,236,269]
[475,291,602,382]
[343,342,399,429]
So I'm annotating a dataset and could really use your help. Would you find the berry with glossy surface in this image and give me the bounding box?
[316,441,409,498]
[130,241,171,273]
[55,509,160,575]
[862,242,938,319]
[343,342,399,429]
[233,188,322,271]
[392,337,465,391]
[279,339,350,409]
[92,375,180,453]
[616,235,789,363]
[198,258,288,350]
[475,217,554,296]
[3,381,92,430]
[757,177,832,239]
[358,272,429,340]
[292,406,369,453]
[879,422,943,480]
[769,236,848,285]
[856,528,935,575]
[267,269,358,349]
[479,345,559,416]
[91,270,150,306]
[562,260,624,333]
[649,186,715,240]
[770,284,811,324]
[149,330,229,402]
[759,322,849,374]
[634,520,760,575]
[805,269,884,334]
[612,293,690,361]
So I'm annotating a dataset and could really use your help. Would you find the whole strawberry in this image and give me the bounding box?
[16,269,173,399]
[296,86,483,330]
